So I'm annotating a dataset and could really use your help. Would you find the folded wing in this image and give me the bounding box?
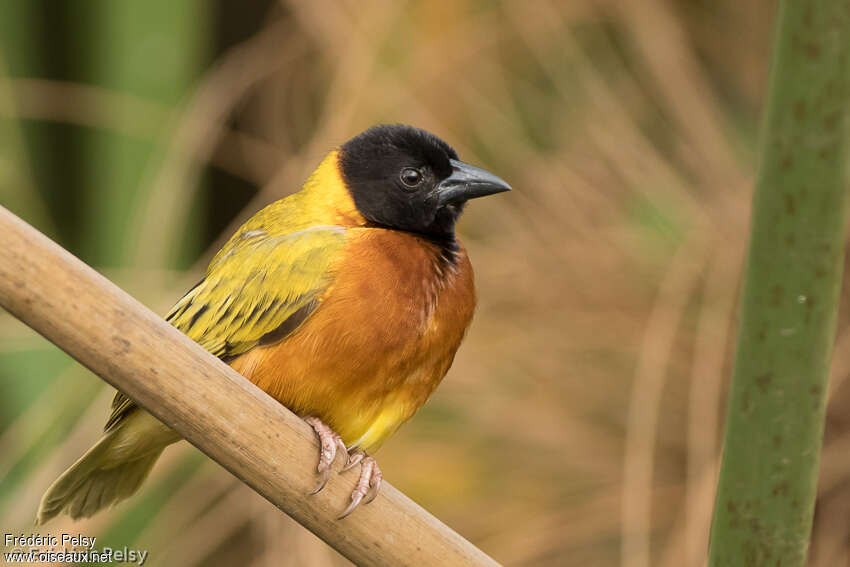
[106,224,348,430]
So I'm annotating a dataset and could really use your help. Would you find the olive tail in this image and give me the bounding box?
[36,411,178,525]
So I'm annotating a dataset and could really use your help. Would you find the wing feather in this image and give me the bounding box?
[106,225,347,430]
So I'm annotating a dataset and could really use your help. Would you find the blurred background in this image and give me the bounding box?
[2,1,849,566]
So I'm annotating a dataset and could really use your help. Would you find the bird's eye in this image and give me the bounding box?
[400,167,423,188]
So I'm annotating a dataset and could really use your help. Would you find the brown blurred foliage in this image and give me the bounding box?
[3,0,850,566]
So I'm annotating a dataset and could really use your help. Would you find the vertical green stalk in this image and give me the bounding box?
[79,0,207,267]
[709,2,850,566]
[0,0,56,237]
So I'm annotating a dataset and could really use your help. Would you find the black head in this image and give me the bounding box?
[338,124,510,240]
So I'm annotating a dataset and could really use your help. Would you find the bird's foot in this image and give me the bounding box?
[303,417,383,518]
[304,416,348,494]
[338,451,383,519]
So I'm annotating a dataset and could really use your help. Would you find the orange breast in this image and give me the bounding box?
[228,227,476,451]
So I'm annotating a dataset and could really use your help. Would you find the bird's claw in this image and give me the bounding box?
[363,474,382,506]
[338,454,382,519]
[311,467,332,495]
[341,451,365,472]
[304,416,348,494]
[303,417,383,518]
[339,491,364,519]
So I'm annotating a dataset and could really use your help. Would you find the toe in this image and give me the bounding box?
[364,465,383,505]
[342,451,365,471]
[338,455,382,518]
[336,437,349,461]
[311,467,332,495]
[338,491,365,519]
[304,416,346,494]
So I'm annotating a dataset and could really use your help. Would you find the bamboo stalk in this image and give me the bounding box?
[0,205,500,567]
[708,2,850,566]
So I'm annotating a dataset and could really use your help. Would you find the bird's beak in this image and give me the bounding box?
[435,159,512,206]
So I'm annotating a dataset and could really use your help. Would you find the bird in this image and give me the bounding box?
[36,123,510,524]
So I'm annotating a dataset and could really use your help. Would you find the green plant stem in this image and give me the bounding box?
[80,0,207,267]
[708,2,850,566]
[0,1,57,238]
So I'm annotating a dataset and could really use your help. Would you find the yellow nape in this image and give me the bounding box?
[206,149,365,270]
[213,150,360,246]
[298,150,366,227]
[272,150,368,230]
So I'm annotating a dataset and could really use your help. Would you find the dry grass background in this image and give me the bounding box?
[2,0,850,565]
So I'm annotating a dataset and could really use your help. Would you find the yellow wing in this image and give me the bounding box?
[106,223,348,431]
[168,225,346,357]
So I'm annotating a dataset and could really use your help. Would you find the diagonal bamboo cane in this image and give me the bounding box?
[0,205,501,567]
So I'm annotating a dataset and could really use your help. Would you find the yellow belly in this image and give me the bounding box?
[336,395,415,451]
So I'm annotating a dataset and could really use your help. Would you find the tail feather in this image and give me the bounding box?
[36,411,177,525]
